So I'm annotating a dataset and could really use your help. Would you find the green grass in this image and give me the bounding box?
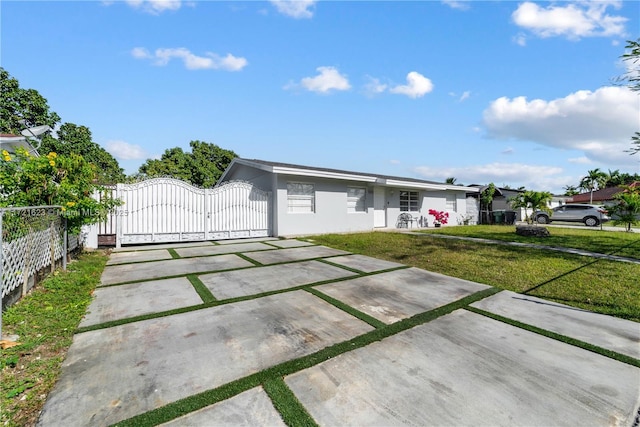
[307,231,640,322]
[1,251,108,427]
[418,225,640,259]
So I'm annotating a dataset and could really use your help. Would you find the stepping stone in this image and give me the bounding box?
[199,260,356,299]
[38,291,373,427]
[175,242,274,258]
[159,387,285,427]
[79,278,203,327]
[107,249,172,265]
[286,310,640,426]
[471,290,640,359]
[100,255,254,286]
[314,268,489,324]
[242,246,350,265]
[326,254,405,273]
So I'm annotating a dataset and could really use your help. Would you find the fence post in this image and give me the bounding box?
[0,210,4,339]
[63,215,68,271]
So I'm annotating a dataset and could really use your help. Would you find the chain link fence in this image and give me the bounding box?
[1,206,79,338]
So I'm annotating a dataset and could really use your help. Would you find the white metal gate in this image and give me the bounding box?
[113,178,271,246]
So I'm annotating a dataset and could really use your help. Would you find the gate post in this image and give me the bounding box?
[115,183,123,248]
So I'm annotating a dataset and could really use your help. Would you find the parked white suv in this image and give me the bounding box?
[533,204,610,227]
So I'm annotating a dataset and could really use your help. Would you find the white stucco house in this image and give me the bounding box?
[218,158,479,237]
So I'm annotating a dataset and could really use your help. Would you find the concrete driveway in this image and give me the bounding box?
[37,238,640,426]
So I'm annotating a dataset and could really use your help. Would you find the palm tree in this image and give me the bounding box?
[563,185,579,196]
[579,169,607,203]
[509,190,552,223]
[445,177,457,185]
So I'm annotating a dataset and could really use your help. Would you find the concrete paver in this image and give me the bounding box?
[159,387,285,427]
[325,254,405,273]
[266,239,315,248]
[314,268,490,324]
[215,237,279,245]
[472,290,640,359]
[37,291,373,427]
[106,249,173,265]
[242,245,350,265]
[38,239,640,427]
[113,241,215,252]
[79,277,203,327]
[174,242,275,258]
[286,309,640,426]
[100,255,254,285]
[199,260,357,300]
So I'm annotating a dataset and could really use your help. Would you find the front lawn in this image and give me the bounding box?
[307,230,640,322]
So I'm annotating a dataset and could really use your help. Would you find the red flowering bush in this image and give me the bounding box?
[428,209,449,225]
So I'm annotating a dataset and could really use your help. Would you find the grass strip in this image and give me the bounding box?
[187,274,217,304]
[75,303,209,334]
[305,288,387,329]
[235,252,263,266]
[1,252,108,427]
[167,248,180,259]
[263,377,319,427]
[466,306,640,368]
[110,287,500,427]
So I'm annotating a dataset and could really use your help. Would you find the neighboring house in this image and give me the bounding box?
[0,133,39,156]
[567,183,640,205]
[466,185,525,222]
[218,158,478,237]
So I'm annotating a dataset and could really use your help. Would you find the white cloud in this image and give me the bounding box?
[363,76,388,97]
[442,1,470,11]
[389,72,434,98]
[501,147,514,155]
[513,33,528,46]
[287,66,351,94]
[131,47,247,71]
[413,163,571,192]
[270,0,316,19]
[459,90,471,102]
[512,1,627,40]
[568,156,592,164]
[482,86,639,166]
[125,0,182,14]
[106,140,148,160]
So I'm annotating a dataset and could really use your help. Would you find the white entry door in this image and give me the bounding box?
[373,186,387,227]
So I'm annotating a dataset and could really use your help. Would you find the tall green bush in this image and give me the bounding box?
[1,148,120,233]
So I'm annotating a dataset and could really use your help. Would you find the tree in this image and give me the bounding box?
[139,140,237,187]
[0,68,124,183]
[579,169,607,203]
[0,148,120,233]
[563,185,579,196]
[445,177,457,185]
[0,68,60,134]
[509,190,552,224]
[39,123,124,183]
[479,183,496,224]
[607,185,640,232]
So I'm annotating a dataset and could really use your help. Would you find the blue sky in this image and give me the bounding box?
[2,0,639,193]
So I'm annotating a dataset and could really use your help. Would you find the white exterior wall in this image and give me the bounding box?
[275,175,374,236]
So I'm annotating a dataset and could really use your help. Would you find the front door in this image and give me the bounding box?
[373,187,387,227]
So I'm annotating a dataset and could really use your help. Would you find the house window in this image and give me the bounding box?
[347,187,366,213]
[287,182,315,213]
[445,194,457,211]
[400,191,419,212]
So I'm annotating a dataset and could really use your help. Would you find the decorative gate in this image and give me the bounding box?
[111,178,271,246]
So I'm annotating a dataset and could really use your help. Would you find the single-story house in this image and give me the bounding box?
[466,185,525,223]
[218,158,478,237]
[0,133,38,155]
[567,183,640,204]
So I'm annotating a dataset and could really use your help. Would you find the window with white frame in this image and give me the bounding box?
[287,182,315,213]
[400,190,419,212]
[347,187,366,213]
[445,194,457,211]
